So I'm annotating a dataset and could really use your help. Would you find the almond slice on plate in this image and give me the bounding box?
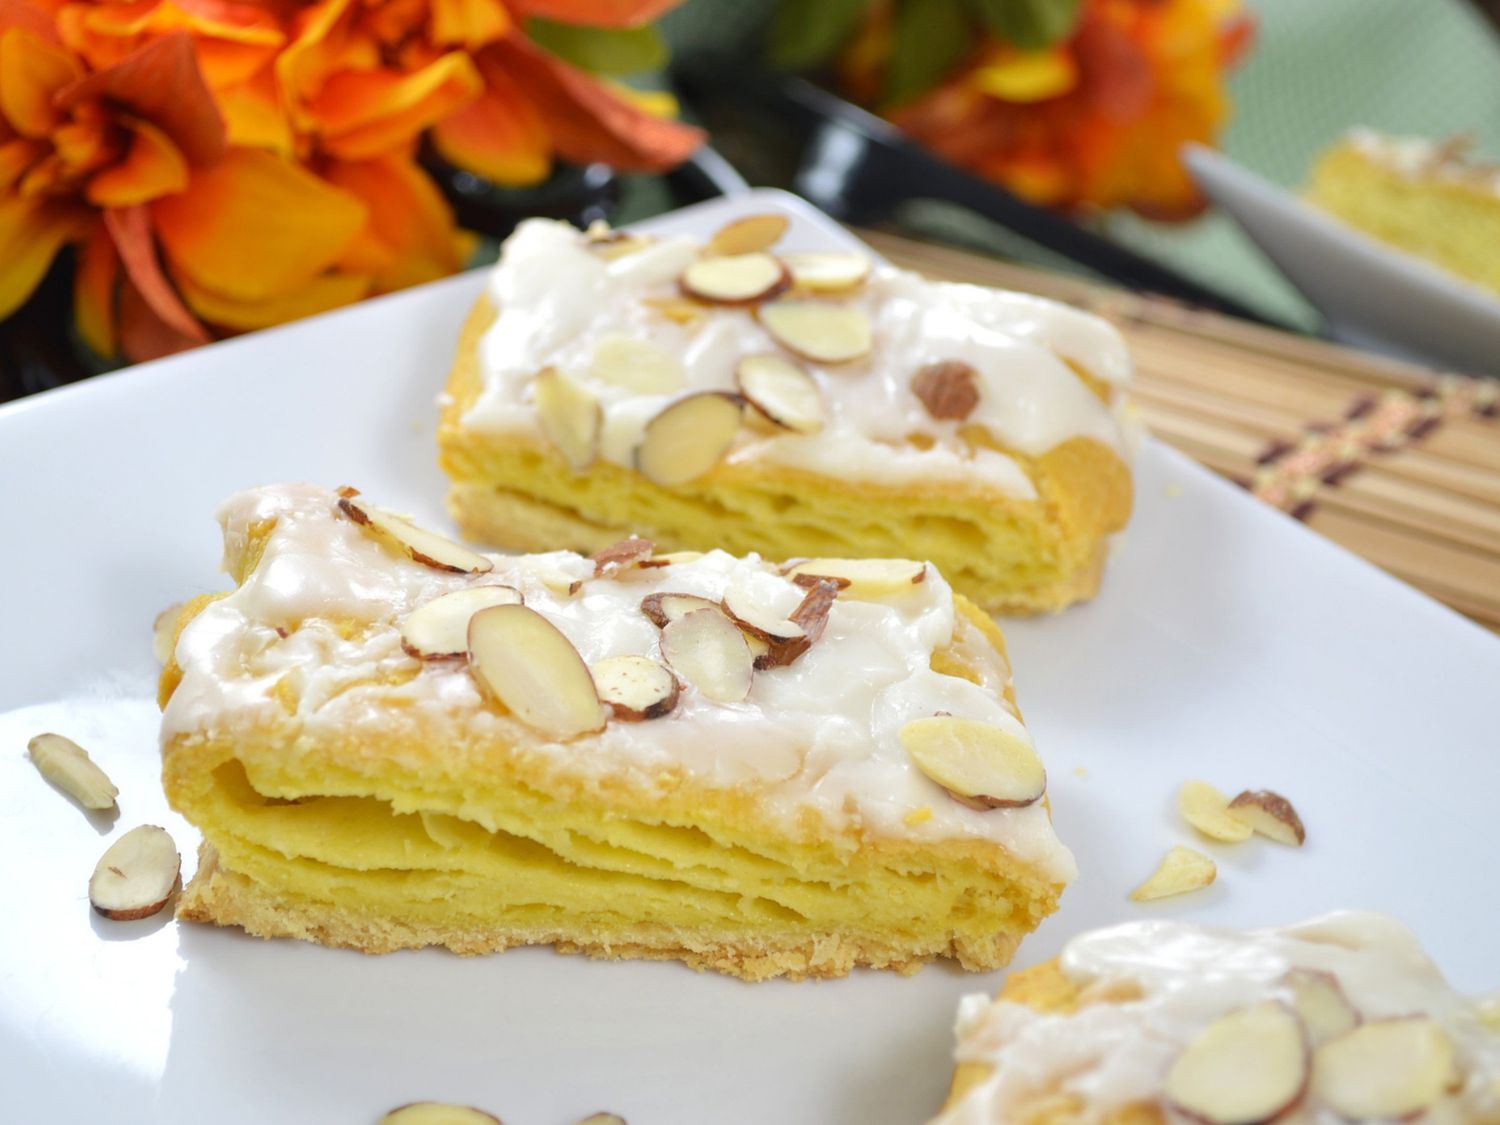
[680,252,791,305]
[590,335,685,394]
[1312,1018,1456,1119]
[735,354,825,434]
[89,825,180,920]
[339,497,493,574]
[1165,1002,1310,1124]
[783,557,926,598]
[379,1104,503,1125]
[589,537,656,577]
[28,732,118,810]
[912,360,981,421]
[1130,845,1216,901]
[898,716,1046,809]
[660,607,754,703]
[1282,969,1360,1047]
[783,251,871,293]
[533,367,603,473]
[1228,789,1306,846]
[706,213,789,256]
[1178,779,1254,843]
[759,300,872,364]
[592,655,680,721]
[634,392,743,486]
[639,591,721,628]
[639,550,705,569]
[400,586,523,659]
[468,605,605,738]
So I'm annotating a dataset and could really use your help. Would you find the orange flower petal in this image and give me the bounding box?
[118,270,204,361]
[74,223,119,356]
[0,0,63,43]
[431,66,550,186]
[60,1,285,88]
[0,28,83,137]
[322,155,466,289]
[0,194,84,320]
[216,66,292,154]
[276,0,355,124]
[86,116,188,206]
[429,0,510,49]
[308,51,482,160]
[175,266,369,331]
[505,0,683,29]
[104,203,210,342]
[151,147,365,301]
[0,136,44,189]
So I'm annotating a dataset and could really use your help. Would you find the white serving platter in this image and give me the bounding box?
[1,189,1497,1125]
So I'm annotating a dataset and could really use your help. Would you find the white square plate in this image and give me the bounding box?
[1,190,1496,1125]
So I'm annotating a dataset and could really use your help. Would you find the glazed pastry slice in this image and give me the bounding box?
[438,212,1135,614]
[158,484,1074,980]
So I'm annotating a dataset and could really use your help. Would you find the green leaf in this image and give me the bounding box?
[526,19,668,76]
[768,0,873,72]
[970,0,1084,51]
[884,0,973,108]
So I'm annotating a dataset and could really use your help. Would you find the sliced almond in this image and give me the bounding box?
[28,733,118,811]
[680,252,790,305]
[585,221,651,261]
[590,335,684,395]
[720,588,804,666]
[735,354,824,434]
[576,1116,626,1125]
[1283,969,1360,1047]
[642,295,706,325]
[783,251,871,293]
[759,299,872,365]
[639,550,705,569]
[639,591,721,628]
[379,1105,502,1125]
[589,537,656,577]
[467,605,605,738]
[783,557,926,598]
[1165,1002,1309,1124]
[1227,790,1306,846]
[706,213,789,256]
[1130,845,1216,901]
[912,360,981,421]
[660,608,754,703]
[533,367,602,473]
[898,716,1046,809]
[1312,1018,1455,1119]
[592,655,679,721]
[89,825,180,920]
[338,497,493,574]
[400,586,523,659]
[1178,780,1254,843]
[634,392,742,486]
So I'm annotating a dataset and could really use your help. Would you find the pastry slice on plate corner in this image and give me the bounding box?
[157,484,1073,980]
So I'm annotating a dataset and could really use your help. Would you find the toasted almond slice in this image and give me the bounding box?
[634,392,743,486]
[590,335,685,394]
[639,591,721,628]
[467,605,605,738]
[1283,969,1360,1047]
[749,577,841,669]
[592,655,680,721]
[1312,1018,1455,1119]
[1165,1002,1309,1124]
[639,550,705,568]
[1178,780,1255,843]
[589,537,656,577]
[642,295,706,324]
[660,607,754,703]
[28,733,118,811]
[400,586,524,659]
[680,252,790,305]
[707,213,789,256]
[1228,789,1306,846]
[735,354,825,434]
[783,251,871,293]
[152,602,184,665]
[721,589,805,643]
[575,1116,626,1125]
[899,716,1046,809]
[759,299,872,364]
[783,557,926,598]
[379,1104,503,1125]
[912,360,981,421]
[1130,845,1216,901]
[339,497,493,574]
[89,825,180,920]
[533,367,602,473]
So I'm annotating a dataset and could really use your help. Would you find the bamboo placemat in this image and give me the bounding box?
[860,230,1500,633]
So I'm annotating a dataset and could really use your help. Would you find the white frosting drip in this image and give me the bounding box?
[161,485,1075,878]
[1346,129,1500,192]
[936,912,1500,1123]
[461,219,1134,497]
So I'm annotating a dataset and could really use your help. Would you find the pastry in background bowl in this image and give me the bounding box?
[438,212,1135,614]
[158,484,1074,980]
[933,912,1500,1123]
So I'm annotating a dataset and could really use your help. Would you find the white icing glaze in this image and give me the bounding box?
[1346,129,1500,192]
[162,485,1075,878]
[936,912,1500,1123]
[461,219,1134,497]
